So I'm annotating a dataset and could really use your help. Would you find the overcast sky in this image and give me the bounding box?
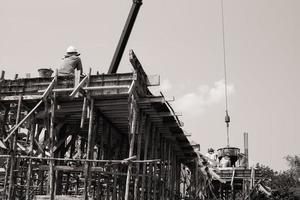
[1,0,299,171]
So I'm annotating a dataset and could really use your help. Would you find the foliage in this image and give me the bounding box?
[254,155,300,200]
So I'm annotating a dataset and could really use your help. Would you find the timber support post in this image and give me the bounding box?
[49,92,56,200]
[124,94,138,200]
[83,98,95,200]
[7,95,22,200]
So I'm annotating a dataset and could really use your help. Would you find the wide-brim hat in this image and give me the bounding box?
[66,46,80,56]
[66,52,81,56]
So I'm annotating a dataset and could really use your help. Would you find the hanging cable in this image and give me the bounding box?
[221,0,230,147]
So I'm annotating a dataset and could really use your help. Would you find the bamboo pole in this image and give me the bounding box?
[2,107,9,197]
[176,161,181,198]
[140,120,151,200]
[7,95,22,200]
[83,98,94,200]
[105,124,111,200]
[161,138,167,200]
[49,93,56,200]
[40,101,49,195]
[172,148,176,199]
[133,113,145,200]
[167,143,172,199]
[147,125,155,200]
[153,127,159,200]
[157,129,163,198]
[25,122,37,200]
[194,158,198,199]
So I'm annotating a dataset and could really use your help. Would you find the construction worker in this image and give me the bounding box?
[58,46,83,76]
[220,153,231,168]
[205,148,217,166]
[237,153,247,168]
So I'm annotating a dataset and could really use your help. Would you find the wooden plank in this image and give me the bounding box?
[0,95,43,101]
[70,75,89,98]
[39,85,130,93]
[0,154,160,164]
[42,75,57,101]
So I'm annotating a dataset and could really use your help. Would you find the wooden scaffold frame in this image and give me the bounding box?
[0,50,198,200]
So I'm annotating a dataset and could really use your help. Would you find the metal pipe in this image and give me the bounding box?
[244,132,249,168]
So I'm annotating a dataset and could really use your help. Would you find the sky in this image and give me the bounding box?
[1,0,299,171]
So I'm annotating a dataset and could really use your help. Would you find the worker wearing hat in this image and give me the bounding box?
[58,46,83,76]
[220,153,231,168]
[205,148,217,166]
[237,153,247,168]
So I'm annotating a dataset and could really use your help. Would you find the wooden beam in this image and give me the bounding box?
[139,96,165,104]
[53,133,71,153]
[42,75,57,101]
[4,101,42,142]
[39,85,130,93]
[4,76,57,142]
[69,75,89,98]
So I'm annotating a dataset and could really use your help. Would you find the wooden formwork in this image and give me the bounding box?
[0,50,197,200]
[212,167,262,200]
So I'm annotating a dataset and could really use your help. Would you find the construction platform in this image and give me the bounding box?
[0,50,197,200]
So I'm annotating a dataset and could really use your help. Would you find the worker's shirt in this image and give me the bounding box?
[237,157,247,167]
[58,55,82,76]
[205,152,217,167]
[220,157,231,168]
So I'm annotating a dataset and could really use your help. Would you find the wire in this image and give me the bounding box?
[221,0,228,112]
[221,0,230,147]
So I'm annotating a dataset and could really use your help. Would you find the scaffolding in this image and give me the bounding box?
[0,50,198,200]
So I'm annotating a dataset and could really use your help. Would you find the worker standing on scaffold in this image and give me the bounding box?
[58,46,83,76]
[205,148,217,166]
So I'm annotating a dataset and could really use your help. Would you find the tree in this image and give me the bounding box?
[253,155,300,200]
[286,155,300,182]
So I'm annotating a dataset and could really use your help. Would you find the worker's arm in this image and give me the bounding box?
[76,58,83,75]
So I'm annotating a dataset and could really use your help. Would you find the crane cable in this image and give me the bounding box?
[221,0,231,147]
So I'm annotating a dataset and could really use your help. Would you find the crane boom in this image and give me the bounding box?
[108,0,143,74]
